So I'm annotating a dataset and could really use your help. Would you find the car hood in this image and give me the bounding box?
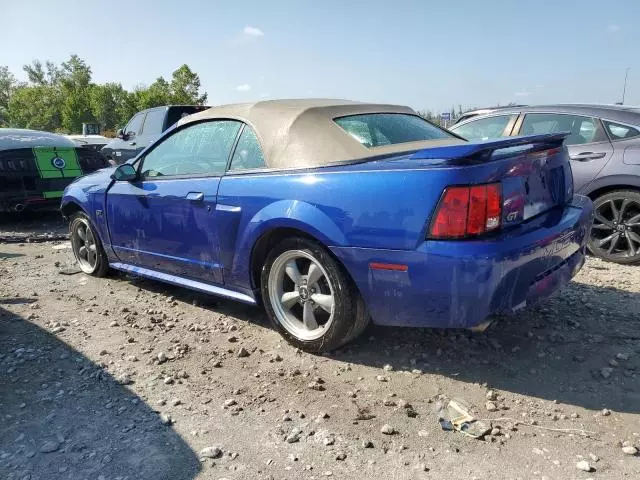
[69,166,116,188]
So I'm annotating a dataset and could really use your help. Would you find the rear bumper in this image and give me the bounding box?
[331,195,593,329]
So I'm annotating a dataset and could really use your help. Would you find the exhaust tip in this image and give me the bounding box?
[469,320,493,333]
[13,204,25,212]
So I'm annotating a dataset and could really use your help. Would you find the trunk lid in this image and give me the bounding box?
[412,133,573,226]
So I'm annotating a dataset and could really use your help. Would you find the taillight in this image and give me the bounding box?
[429,183,502,239]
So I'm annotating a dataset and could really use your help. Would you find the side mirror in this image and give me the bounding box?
[116,128,125,139]
[111,164,137,182]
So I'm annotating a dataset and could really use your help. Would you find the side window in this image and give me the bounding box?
[603,120,640,140]
[141,109,165,135]
[451,115,512,141]
[520,113,607,146]
[125,113,145,136]
[229,126,266,170]
[140,120,241,178]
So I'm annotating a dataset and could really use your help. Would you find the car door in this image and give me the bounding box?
[136,107,166,153]
[515,113,614,192]
[108,112,146,164]
[105,119,243,284]
[449,114,518,141]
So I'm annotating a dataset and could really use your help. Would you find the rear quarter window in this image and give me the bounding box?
[603,120,640,140]
[334,113,453,148]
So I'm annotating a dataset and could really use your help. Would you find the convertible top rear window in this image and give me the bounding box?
[335,113,453,148]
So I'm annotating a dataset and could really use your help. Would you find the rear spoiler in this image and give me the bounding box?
[411,133,569,161]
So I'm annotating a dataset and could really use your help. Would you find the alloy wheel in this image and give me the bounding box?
[267,250,335,341]
[71,218,99,273]
[590,196,640,261]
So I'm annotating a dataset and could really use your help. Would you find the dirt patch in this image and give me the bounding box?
[1,215,639,479]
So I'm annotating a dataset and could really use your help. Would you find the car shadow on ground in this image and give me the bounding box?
[121,273,271,329]
[117,265,640,415]
[0,306,201,480]
[332,279,640,414]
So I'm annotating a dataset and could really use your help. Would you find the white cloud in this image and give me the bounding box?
[243,26,264,37]
[608,24,621,32]
[259,92,270,98]
[514,90,531,97]
[236,84,251,92]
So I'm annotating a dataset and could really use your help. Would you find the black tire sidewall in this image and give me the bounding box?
[588,190,640,265]
[260,237,356,352]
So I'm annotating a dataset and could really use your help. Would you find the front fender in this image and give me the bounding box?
[61,189,91,219]
[226,199,347,288]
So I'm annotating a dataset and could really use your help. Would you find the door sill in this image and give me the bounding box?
[110,262,256,304]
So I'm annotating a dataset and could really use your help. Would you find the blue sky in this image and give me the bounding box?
[4,0,638,113]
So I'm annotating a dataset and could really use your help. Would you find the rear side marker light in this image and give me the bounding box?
[370,262,409,272]
[429,183,502,239]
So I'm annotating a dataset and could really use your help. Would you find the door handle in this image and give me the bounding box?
[129,141,137,146]
[570,152,606,161]
[185,192,204,202]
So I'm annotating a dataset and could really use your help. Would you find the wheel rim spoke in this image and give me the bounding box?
[281,291,300,309]
[597,232,617,247]
[626,213,640,227]
[607,233,620,254]
[311,293,334,313]
[628,231,640,254]
[591,224,612,230]
[619,198,631,218]
[302,302,319,330]
[78,245,88,258]
[306,262,323,286]
[77,226,86,241]
[285,260,301,284]
[594,211,614,228]
[609,200,620,222]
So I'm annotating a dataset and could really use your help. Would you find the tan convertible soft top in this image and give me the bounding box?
[178,99,460,169]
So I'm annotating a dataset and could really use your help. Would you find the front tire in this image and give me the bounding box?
[69,212,110,276]
[588,190,640,265]
[261,237,368,352]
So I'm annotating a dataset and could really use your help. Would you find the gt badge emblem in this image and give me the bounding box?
[51,156,66,170]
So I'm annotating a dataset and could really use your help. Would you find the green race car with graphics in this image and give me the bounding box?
[0,129,108,212]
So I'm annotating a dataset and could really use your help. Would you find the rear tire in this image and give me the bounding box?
[261,237,369,352]
[69,212,110,277]
[588,190,640,265]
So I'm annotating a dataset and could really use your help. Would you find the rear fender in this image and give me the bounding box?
[227,200,347,287]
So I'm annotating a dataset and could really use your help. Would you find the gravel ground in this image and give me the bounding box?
[0,214,639,480]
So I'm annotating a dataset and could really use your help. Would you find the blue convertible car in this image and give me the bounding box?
[62,99,593,352]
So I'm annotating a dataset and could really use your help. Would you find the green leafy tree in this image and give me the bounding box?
[169,64,207,105]
[23,60,61,86]
[135,77,172,110]
[0,66,21,126]
[8,85,63,131]
[59,55,94,132]
[90,83,129,131]
[4,57,209,132]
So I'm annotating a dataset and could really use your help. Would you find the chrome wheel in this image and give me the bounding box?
[267,250,335,341]
[71,218,99,273]
[590,196,640,261]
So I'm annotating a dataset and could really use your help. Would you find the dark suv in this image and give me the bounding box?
[101,105,209,164]
[450,104,640,264]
